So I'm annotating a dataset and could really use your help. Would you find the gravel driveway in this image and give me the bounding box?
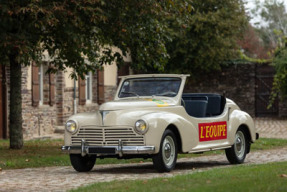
[0,147,287,192]
[1,117,287,192]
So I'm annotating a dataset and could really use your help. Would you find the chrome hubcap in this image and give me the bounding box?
[235,131,245,159]
[162,136,175,167]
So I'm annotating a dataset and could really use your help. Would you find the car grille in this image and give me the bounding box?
[71,126,145,146]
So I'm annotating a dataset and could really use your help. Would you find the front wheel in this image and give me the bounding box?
[70,154,96,172]
[225,128,248,164]
[152,129,178,172]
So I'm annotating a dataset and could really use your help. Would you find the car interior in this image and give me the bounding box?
[182,93,226,118]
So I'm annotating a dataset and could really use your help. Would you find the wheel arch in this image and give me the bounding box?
[165,124,183,153]
[238,124,252,154]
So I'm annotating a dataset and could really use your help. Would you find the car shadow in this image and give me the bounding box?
[91,160,230,174]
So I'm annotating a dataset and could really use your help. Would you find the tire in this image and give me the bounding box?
[70,154,96,172]
[225,128,248,164]
[152,129,178,172]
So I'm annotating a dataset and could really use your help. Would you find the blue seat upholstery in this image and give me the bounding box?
[184,100,208,118]
[182,93,226,117]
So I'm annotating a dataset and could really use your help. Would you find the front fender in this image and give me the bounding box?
[143,110,197,153]
[228,109,256,144]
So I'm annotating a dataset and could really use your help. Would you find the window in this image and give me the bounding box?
[85,71,92,103]
[32,62,55,107]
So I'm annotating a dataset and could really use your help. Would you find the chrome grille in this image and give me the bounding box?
[71,126,145,146]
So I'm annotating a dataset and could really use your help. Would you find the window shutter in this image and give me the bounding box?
[97,69,105,105]
[117,62,130,85]
[49,70,55,106]
[32,62,40,107]
[78,76,86,105]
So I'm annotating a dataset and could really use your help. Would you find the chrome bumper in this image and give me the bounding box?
[62,139,155,157]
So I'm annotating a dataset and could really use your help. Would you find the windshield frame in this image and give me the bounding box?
[117,77,182,99]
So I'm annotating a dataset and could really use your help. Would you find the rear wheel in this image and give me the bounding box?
[152,129,178,172]
[70,154,96,172]
[225,128,248,164]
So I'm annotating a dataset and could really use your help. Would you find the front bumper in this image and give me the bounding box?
[62,139,155,157]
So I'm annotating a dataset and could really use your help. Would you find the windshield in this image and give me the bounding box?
[118,77,181,98]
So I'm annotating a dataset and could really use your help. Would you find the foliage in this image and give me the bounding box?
[238,24,272,59]
[165,0,248,75]
[0,0,192,148]
[251,1,287,107]
[251,0,287,51]
[0,0,192,77]
[269,38,287,107]
[71,162,287,192]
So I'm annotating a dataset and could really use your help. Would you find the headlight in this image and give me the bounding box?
[134,120,148,135]
[65,120,78,134]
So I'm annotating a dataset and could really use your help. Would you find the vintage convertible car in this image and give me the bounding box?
[62,74,259,172]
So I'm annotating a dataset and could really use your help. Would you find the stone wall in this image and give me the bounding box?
[105,85,117,102]
[184,63,256,117]
[20,66,57,139]
[279,99,287,117]
[184,63,287,117]
[20,67,100,139]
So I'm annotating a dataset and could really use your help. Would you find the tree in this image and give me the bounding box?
[237,24,271,59]
[0,0,192,149]
[251,0,287,50]
[269,37,287,107]
[165,0,248,75]
[249,0,287,106]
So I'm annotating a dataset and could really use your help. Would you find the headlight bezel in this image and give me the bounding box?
[134,119,149,135]
[65,120,78,134]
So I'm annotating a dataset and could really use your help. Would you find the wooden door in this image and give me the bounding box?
[255,64,278,116]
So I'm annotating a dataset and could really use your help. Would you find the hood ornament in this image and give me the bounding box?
[100,111,110,126]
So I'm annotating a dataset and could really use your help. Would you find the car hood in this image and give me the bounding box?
[99,98,176,111]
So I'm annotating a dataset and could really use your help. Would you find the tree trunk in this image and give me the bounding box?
[9,50,23,149]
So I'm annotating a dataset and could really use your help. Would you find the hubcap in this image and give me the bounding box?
[235,131,246,159]
[162,136,175,167]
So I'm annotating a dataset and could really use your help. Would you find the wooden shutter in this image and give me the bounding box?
[49,70,55,106]
[117,62,130,85]
[78,76,86,105]
[97,69,105,105]
[32,62,40,107]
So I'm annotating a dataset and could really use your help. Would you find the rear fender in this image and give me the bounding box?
[228,109,256,144]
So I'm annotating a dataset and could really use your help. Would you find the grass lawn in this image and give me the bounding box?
[70,161,287,192]
[0,137,287,170]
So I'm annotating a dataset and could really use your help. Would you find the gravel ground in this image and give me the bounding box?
[0,147,287,192]
[0,117,286,192]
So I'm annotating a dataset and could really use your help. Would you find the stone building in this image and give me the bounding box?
[0,53,130,140]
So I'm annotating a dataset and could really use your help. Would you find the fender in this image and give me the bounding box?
[142,110,197,153]
[228,109,256,144]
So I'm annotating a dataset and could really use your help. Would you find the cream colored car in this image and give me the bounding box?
[62,74,259,172]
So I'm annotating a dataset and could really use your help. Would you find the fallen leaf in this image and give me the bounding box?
[280,174,287,178]
[0,168,2,171]
[25,159,29,162]
[162,179,168,182]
